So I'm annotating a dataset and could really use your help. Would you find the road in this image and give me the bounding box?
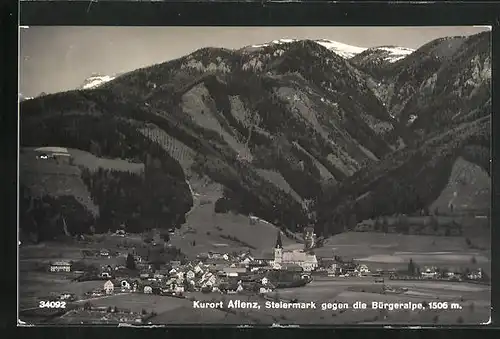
[308,278,489,291]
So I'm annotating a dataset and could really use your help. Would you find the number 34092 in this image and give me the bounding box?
[39,301,66,309]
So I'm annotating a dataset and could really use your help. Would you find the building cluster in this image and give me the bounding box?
[60,306,145,324]
[86,255,278,298]
[49,229,487,306]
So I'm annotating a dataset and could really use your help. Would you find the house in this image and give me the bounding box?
[355,220,375,232]
[91,289,104,297]
[259,286,273,294]
[144,286,153,294]
[421,267,438,279]
[103,280,114,294]
[467,269,482,280]
[186,270,195,280]
[120,280,131,291]
[115,229,126,237]
[50,261,71,273]
[358,264,370,275]
[200,274,217,288]
[153,270,169,279]
[100,249,110,257]
[193,264,204,274]
[59,293,76,301]
[261,277,270,286]
[100,272,112,279]
[240,257,253,265]
[223,267,247,277]
[225,281,244,294]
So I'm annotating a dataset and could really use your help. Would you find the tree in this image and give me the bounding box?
[381,217,389,233]
[126,253,136,270]
[408,258,416,276]
[160,232,170,243]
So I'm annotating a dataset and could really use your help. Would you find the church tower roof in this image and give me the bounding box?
[275,230,283,249]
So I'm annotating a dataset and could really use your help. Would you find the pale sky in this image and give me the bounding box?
[19,26,490,97]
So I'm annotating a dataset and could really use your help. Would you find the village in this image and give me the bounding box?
[23,226,488,325]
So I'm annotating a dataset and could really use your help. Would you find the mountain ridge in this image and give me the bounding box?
[19,32,491,242]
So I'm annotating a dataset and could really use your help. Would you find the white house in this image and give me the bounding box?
[222,253,229,261]
[174,286,185,294]
[467,269,482,280]
[59,293,75,300]
[259,287,272,294]
[120,280,131,291]
[100,272,112,279]
[50,261,72,273]
[154,272,165,279]
[144,286,153,294]
[194,264,203,274]
[103,280,114,294]
[236,284,244,293]
[359,264,370,275]
[241,257,253,265]
[202,275,217,287]
[186,270,195,280]
[261,277,269,286]
[421,267,438,279]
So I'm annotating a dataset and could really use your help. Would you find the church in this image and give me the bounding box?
[272,230,318,272]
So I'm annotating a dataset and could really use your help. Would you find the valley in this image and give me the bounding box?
[18,29,491,325]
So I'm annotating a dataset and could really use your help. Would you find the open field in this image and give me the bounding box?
[167,179,297,258]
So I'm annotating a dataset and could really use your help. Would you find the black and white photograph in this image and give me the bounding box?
[18,26,491,325]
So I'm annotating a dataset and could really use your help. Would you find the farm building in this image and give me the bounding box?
[223,267,247,277]
[49,261,72,272]
[33,147,72,164]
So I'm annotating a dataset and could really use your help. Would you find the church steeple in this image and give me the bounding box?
[275,230,283,249]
